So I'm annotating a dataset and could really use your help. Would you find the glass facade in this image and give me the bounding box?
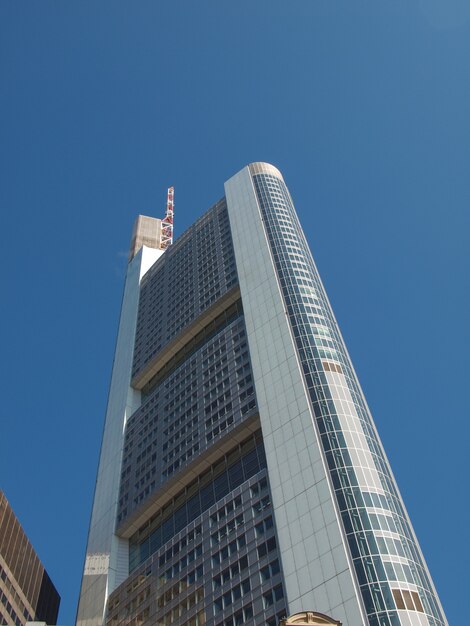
[248,167,446,626]
[78,163,447,626]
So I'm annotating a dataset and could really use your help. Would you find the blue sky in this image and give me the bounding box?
[1,2,468,624]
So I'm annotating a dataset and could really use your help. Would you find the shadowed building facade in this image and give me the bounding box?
[77,163,447,626]
[0,491,60,626]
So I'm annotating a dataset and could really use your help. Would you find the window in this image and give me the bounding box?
[257,536,277,558]
[260,559,280,582]
[263,584,284,608]
[212,535,246,565]
[392,588,424,613]
[211,514,244,544]
[214,579,251,613]
[253,495,271,515]
[213,555,249,589]
[250,477,268,496]
[255,516,274,537]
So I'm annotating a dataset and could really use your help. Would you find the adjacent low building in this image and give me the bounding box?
[0,491,60,626]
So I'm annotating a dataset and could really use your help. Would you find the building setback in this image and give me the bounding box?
[77,163,447,626]
[0,491,60,626]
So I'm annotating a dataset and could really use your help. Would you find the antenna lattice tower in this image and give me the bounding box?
[160,186,174,249]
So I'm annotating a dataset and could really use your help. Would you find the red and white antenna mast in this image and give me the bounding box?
[160,186,174,249]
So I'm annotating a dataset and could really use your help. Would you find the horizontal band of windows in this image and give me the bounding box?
[129,431,266,571]
[392,588,424,613]
[135,289,242,395]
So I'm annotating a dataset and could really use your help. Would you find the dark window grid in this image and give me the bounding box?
[155,588,205,625]
[133,481,158,506]
[202,335,229,358]
[134,280,235,382]
[164,395,199,422]
[164,394,198,420]
[164,367,198,394]
[250,476,268,497]
[199,294,223,310]
[232,324,248,342]
[211,514,245,545]
[213,577,251,614]
[211,533,246,570]
[232,341,248,354]
[215,603,254,626]
[204,401,241,434]
[262,583,284,609]
[163,437,201,465]
[212,554,249,589]
[162,401,198,428]
[203,366,231,390]
[165,404,199,432]
[123,424,154,454]
[124,402,160,437]
[204,389,232,414]
[259,556,281,583]
[255,515,274,538]
[205,400,233,424]
[237,374,253,390]
[163,418,199,449]
[164,367,198,393]
[125,448,248,532]
[256,536,277,559]
[240,398,256,417]
[163,544,203,579]
[139,301,244,398]
[166,290,195,311]
[164,385,199,414]
[133,441,157,465]
[156,564,204,609]
[206,415,237,443]
[203,354,252,388]
[162,444,201,478]
[132,425,159,450]
[210,495,243,526]
[252,494,272,517]
[128,435,266,570]
[134,466,157,491]
[123,585,152,616]
[211,488,277,564]
[158,525,203,568]
[201,354,229,377]
[197,274,221,289]
[203,376,231,402]
[165,371,200,400]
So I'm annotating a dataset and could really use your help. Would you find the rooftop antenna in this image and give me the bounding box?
[160,186,174,249]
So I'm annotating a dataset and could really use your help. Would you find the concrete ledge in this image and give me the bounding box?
[116,412,260,539]
[131,286,241,391]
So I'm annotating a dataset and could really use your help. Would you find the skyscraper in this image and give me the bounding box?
[77,163,447,626]
[0,491,60,626]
